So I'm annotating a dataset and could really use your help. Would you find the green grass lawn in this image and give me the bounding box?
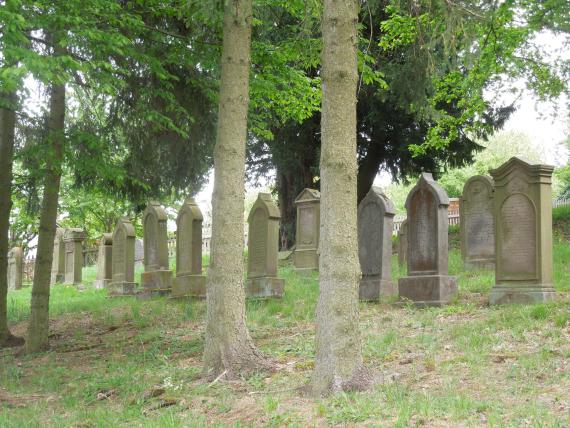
[1,244,569,427]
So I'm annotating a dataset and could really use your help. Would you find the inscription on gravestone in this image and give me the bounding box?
[409,188,437,274]
[500,193,536,276]
[293,189,320,271]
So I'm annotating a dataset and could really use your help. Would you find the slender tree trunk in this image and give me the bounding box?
[25,39,66,354]
[0,91,23,347]
[313,0,371,395]
[203,0,272,378]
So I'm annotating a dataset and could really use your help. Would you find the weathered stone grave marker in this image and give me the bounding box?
[293,188,320,271]
[357,187,397,301]
[489,157,556,304]
[397,219,408,269]
[460,175,495,269]
[94,233,113,289]
[141,202,173,294]
[63,228,86,285]
[7,247,23,290]
[246,193,284,298]
[109,217,137,295]
[398,173,457,306]
[50,228,66,285]
[172,198,206,298]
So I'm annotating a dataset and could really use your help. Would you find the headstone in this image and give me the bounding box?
[7,247,23,291]
[50,228,66,285]
[140,201,172,294]
[489,157,556,304]
[93,233,113,289]
[357,187,397,301]
[63,228,86,285]
[109,217,137,295]
[460,175,495,269]
[134,239,144,269]
[293,188,320,271]
[397,219,408,269]
[171,198,206,298]
[246,193,284,298]
[398,173,457,306]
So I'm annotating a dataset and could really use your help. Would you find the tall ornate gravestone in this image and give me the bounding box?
[397,219,408,269]
[50,228,66,284]
[94,233,113,289]
[489,157,556,304]
[357,187,397,301]
[293,188,320,271]
[171,198,206,298]
[7,247,23,290]
[63,228,86,285]
[460,175,495,269]
[141,202,172,294]
[398,173,457,306]
[109,217,137,295]
[246,193,284,298]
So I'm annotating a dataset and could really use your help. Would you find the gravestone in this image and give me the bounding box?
[246,193,284,298]
[293,188,320,271]
[50,228,66,285]
[7,247,23,290]
[171,198,206,298]
[357,187,397,301]
[398,173,457,306]
[63,229,86,285]
[109,217,137,295]
[489,157,556,304]
[397,219,408,269]
[460,175,495,269]
[93,233,113,289]
[141,202,172,294]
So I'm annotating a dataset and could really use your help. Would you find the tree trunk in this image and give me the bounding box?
[25,39,66,354]
[203,0,272,378]
[0,91,23,347]
[313,0,371,395]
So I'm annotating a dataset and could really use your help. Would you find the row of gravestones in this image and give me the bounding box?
[293,157,556,306]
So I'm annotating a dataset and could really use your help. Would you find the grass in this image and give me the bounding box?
[1,244,570,427]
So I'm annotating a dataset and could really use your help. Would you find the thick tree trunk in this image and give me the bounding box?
[25,41,66,354]
[313,0,371,395]
[203,0,272,378]
[0,91,23,347]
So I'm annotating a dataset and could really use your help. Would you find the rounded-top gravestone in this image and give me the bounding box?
[141,201,173,294]
[293,188,320,271]
[109,217,137,296]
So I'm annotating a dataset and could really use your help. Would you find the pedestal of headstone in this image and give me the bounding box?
[140,202,172,296]
[460,175,495,269]
[397,219,408,269]
[108,218,137,296]
[398,173,457,307]
[172,198,206,298]
[357,187,397,301]
[94,233,113,289]
[489,157,556,305]
[7,247,23,290]
[246,193,284,298]
[63,229,86,286]
[50,228,66,285]
[293,188,320,271]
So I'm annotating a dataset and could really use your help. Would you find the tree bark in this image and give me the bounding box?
[203,0,272,378]
[25,37,66,354]
[0,91,24,347]
[313,0,371,395]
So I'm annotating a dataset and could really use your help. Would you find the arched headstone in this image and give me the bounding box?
[141,202,172,294]
[172,198,206,298]
[109,217,137,295]
[63,228,86,285]
[357,187,397,301]
[94,233,113,289]
[398,173,457,306]
[293,188,320,271]
[246,193,284,298]
[489,157,555,304]
[7,247,23,290]
[460,175,495,269]
[50,228,66,285]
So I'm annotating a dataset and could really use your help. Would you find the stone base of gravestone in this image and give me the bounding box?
[398,275,457,307]
[293,249,318,271]
[108,281,137,296]
[171,274,206,298]
[93,278,112,290]
[359,276,397,302]
[489,284,556,305]
[246,277,284,299]
[141,269,172,291]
